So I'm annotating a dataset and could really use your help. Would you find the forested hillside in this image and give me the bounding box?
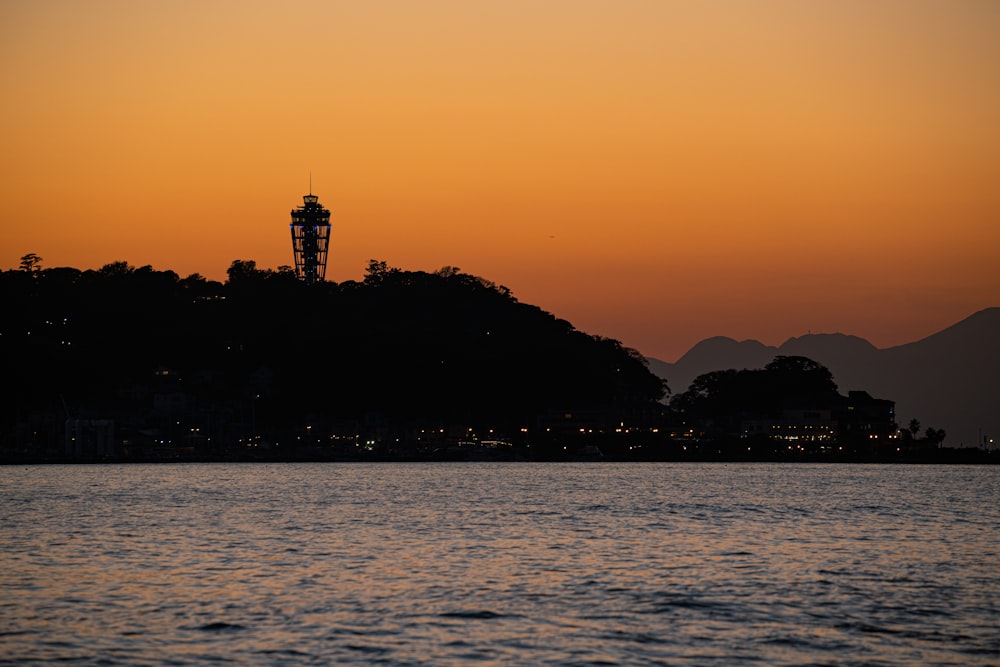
[1,260,665,456]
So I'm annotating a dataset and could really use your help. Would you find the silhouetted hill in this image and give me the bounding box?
[648,308,1000,447]
[1,261,666,459]
[647,337,775,394]
[780,333,880,369]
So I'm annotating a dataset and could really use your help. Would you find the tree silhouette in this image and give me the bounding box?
[99,260,136,276]
[226,259,259,284]
[19,253,42,273]
[924,427,946,446]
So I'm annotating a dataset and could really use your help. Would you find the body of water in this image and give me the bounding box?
[1,463,997,665]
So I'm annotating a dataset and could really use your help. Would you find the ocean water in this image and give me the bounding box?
[1,463,997,666]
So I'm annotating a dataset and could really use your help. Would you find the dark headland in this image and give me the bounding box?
[2,261,995,464]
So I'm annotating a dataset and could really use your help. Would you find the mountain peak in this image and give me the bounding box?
[887,307,1000,353]
[779,333,879,357]
[678,336,773,364]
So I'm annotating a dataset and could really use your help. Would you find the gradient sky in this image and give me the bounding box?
[2,0,998,361]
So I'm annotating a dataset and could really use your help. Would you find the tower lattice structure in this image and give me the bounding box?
[289,191,332,285]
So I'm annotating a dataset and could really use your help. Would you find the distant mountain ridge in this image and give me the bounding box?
[647,308,1000,448]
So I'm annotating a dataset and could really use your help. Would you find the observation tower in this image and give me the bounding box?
[289,190,332,285]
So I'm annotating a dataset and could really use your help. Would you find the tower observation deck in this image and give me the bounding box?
[289,191,332,285]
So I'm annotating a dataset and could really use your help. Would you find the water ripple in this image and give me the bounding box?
[1,462,998,666]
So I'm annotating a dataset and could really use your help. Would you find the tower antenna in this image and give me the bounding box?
[309,171,312,195]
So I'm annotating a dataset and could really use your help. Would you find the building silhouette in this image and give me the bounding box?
[289,191,332,284]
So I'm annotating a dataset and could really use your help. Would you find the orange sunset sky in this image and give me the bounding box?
[2,0,998,361]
